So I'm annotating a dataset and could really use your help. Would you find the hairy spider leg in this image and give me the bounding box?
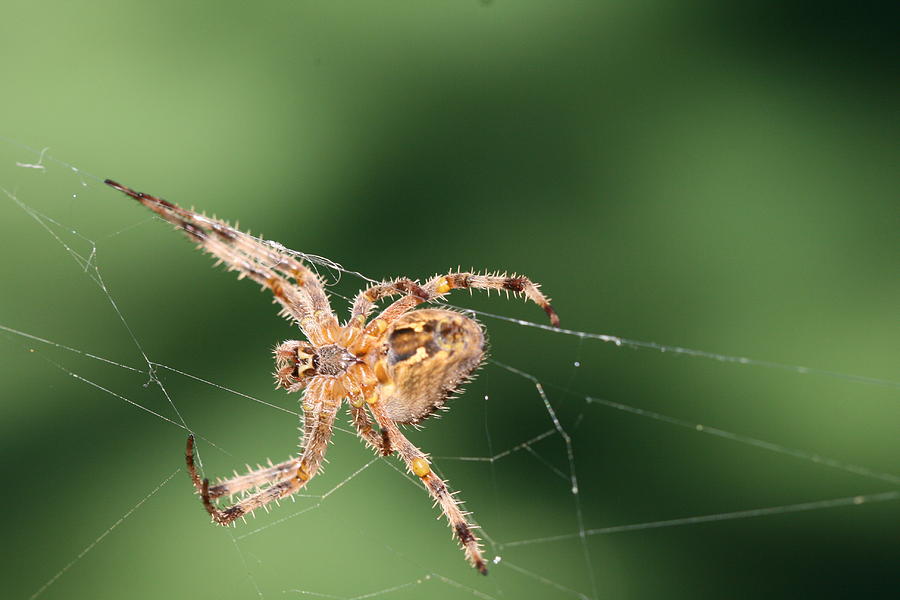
[350,277,428,320]
[367,400,488,575]
[334,362,392,455]
[351,271,559,328]
[104,179,337,342]
[185,384,339,525]
[348,403,391,456]
[206,454,301,501]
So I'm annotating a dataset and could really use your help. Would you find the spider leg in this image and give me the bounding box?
[348,403,391,456]
[352,271,559,328]
[350,278,428,320]
[184,386,339,525]
[104,179,338,341]
[185,435,304,524]
[367,401,488,575]
[186,437,300,500]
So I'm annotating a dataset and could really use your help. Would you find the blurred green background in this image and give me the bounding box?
[1,2,897,599]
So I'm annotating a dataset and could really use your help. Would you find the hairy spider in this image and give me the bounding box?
[105,179,559,574]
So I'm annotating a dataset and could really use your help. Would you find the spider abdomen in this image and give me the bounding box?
[381,309,485,425]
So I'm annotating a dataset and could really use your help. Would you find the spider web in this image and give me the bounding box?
[1,140,897,600]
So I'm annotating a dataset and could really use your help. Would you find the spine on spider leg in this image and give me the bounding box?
[423,469,488,575]
[442,270,561,327]
[105,178,260,273]
[103,178,334,333]
[375,411,489,574]
[188,404,338,526]
[296,395,340,479]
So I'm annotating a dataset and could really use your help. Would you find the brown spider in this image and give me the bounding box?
[105,179,559,574]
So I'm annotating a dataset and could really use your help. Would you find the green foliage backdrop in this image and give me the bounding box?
[1,2,896,599]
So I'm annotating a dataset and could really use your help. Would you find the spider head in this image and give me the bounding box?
[274,340,317,390]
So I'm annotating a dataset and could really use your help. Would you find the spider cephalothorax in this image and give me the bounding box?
[274,340,358,390]
[274,308,485,426]
[105,179,558,575]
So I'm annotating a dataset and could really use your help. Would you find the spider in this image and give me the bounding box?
[104,179,559,574]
